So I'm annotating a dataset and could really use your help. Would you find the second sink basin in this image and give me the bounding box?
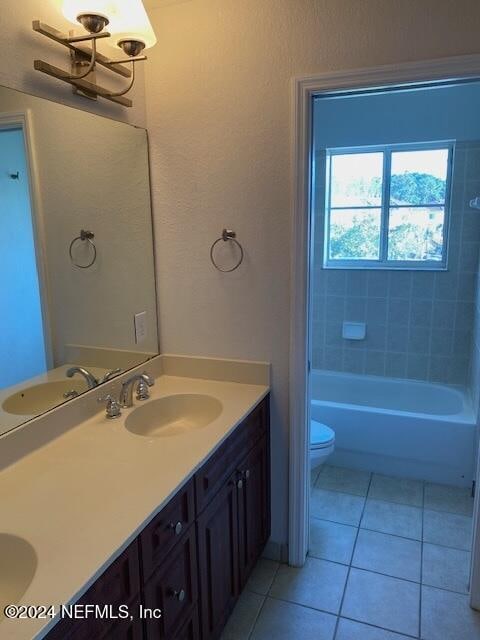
[0,534,37,620]
[2,381,87,415]
[125,394,223,438]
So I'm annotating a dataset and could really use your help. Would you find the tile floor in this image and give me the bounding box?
[221,465,479,640]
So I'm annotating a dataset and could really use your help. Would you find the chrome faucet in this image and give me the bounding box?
[66,366,122,390]
[119,372,154,408]
[101,368,122,383]
[66,366,98,389]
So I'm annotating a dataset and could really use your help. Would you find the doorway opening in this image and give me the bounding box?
[289,58,480,634]
[0,124,48,389]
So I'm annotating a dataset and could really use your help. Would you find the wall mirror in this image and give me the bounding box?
[0,84,158,437]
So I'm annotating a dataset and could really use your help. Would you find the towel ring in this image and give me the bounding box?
[69,229,97,269]
[210,229,244,272]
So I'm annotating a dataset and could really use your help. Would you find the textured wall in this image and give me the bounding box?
[311,142,480,386]
[0,0,146,125]
[144,0,480,548]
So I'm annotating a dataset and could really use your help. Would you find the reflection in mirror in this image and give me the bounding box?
[0,85,158,436]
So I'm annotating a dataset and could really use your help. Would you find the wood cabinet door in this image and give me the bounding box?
[144,526,198,640]
[237,436,270,589]
[102,613,144,640]
[197,474,239,640]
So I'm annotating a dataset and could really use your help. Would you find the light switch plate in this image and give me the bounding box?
[134,311,147,344]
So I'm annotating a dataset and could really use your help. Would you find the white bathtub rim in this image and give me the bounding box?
[310,368,474,423]
[311,398,475,424]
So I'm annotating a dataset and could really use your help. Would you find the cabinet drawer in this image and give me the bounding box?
[195,397,268,513]
[141,478,195,581]
[144,526,198,639]
[228,400,267,469]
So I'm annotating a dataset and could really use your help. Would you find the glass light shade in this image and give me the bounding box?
[62,1,114,24]
[62,0,157,50]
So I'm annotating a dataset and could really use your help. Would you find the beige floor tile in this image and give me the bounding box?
[311,487,365,526]
[245,558,279,595]
[311,465,322,486]
[368,474,423,507]
[220,590,264,640]
[309,517,357,564]
[352,529,421,581]
[316,465,371,496]
[250,597,337,640]
[423,509,472,550]
[421,585,480,640]
[269,556,348,614]
[336,617,412,639]
[422,543,471,594]
[424,482,474,516]
[342,568,420,636]
[361,499,422,540]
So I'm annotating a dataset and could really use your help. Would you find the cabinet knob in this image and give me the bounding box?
[237,479,243,489]
[171,588,186,602]
[245,469,250,480]
[169,521,183,536]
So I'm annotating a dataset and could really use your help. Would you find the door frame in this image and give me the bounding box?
[0,111,54,369]
[289,54,480,610]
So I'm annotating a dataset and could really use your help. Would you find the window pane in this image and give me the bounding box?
[330,153,383,207]
[390,149,449,205]
[329,209,381,260]
[387,207,445,262]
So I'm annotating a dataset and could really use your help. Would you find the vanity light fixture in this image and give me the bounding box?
[32,0,157,107]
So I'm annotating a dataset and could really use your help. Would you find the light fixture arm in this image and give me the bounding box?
[32,19,150,108]
[105,60,137,97]
[65,36,97,80]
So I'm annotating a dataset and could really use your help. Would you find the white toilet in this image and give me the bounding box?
[310,420,335,470]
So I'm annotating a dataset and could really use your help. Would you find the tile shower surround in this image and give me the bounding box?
[311,142,480,385]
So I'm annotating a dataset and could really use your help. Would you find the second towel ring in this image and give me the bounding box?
[69,229,97,269]
[210,229,244,272]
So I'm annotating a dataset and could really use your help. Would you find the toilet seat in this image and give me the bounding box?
[311,420,335,450]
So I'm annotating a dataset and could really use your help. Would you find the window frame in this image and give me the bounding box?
[323,140,454,270]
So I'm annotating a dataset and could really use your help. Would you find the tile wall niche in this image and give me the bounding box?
[311,141,480,386]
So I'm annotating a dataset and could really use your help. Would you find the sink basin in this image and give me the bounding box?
[0,534,37,619]
[125,394,223,438]
[2,380,87,415]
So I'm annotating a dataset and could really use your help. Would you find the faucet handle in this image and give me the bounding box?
[98,394,122,419]
[101,368,122,383]
[136,378,151,401]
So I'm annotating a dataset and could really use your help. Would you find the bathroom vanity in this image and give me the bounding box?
[46,396,270,640]
[0,356,270,640]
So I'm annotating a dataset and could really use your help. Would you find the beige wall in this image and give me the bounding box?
[0,0,146,126]
[3,0,480,551]
[145,0,480,548]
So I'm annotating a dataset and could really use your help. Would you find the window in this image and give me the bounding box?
[323,142,453,269]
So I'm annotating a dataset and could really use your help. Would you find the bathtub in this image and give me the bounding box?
[310,369,477,487]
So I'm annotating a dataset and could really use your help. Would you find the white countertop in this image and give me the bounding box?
[0,372,269,640]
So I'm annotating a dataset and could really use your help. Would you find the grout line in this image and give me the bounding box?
[311,512,471,552]
[246,594,267,640]
[246,562,281,640]
[332,471,373,640]
[337,613,419,640]
[419,483,425,639]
